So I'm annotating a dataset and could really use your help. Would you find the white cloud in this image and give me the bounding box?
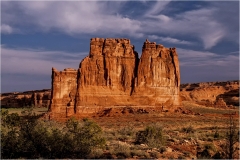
[143,8,226,49]
[1,45,86,75]
[177,48,239,67]
[1,1,141,37]
[148,35,194,45]
[178,9,226,49]
[198,21,225,49]
[1,1,236,49]
[209,2,239,44]
[146,14,171,23]
[179,49,239,83]
[1,24,13,34]
[144,1,170,16]
[228,51,239,55]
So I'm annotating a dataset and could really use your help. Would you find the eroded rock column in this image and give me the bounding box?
[50,68,77,117]
[132,39,181,107]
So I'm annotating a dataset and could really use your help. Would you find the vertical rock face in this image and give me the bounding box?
[32,92,51,107]
[50,68,77,116]
[214,98,227,108]
[49,38,181,117]
[132,40,180,106]
[75,38,138,113]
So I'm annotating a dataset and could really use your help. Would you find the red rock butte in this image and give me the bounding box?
[49,38,181,118]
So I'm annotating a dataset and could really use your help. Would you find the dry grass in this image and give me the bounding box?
[93,101,239,159]
[1,107,48,115]
[2,101,239,159]
[183,101,238,115]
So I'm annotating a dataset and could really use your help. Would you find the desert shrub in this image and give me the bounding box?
[204,143,216,151]
[214,130,220,138]
[118,125,135,136]
[117,125,135,141]
[207,137,214,142]
[111,143,131,158]
[135,124,165,148]
[212,151,226,159]
[181,125,195,133]
[223,115,239,159]
[1,111,105,159]
[130,149,147,157]
[159,146,166,153]
[197,143,216,159]
[197,149,212,159]
[150,151,161,158]
[87,148,104,159]
[103,130,116,142]
[178,155,186,159]
[67,118,106,145]
[210,126,225,140]
[1,128,22,158]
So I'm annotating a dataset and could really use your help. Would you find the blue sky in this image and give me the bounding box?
[1,1,239,93]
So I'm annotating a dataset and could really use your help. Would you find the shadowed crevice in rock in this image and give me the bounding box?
[170,48,180,87]
[74,69,81,114]
[103,56,108,86]
[130,50,139,96]
[49,68,55,112]
[216,89,239,106]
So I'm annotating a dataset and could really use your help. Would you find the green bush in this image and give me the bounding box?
[135,124,165,148]
[1,111,105,159]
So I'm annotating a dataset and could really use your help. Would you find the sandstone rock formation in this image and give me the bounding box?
[214,98,227,108]
[75,38,138,111]
[132,40,180,107]
[0,89,51,108]
[50,68,78,116]
[180,80,239,108]
[1,80,238,113]
[49,38,181,118]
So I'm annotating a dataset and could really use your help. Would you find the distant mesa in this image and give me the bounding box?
[180,80,239,108]
[49,38,181,119]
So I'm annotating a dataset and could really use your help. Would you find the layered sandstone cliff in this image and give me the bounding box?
[132,40,180,107]
[1,81,238,111]
[49,38,181,117]
[0,89,51,108]
[50,68,77,116]
[75,38,138,111]
[180,80,239,107]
